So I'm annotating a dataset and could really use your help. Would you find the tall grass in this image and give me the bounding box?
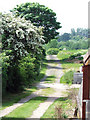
[60,70,74,85]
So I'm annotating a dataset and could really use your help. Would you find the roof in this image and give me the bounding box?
[83,48,90,65]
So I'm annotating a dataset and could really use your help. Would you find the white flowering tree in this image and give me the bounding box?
[1,13,45,92]
[1,13,44,64]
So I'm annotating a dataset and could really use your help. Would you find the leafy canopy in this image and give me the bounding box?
[1,13,44,64]
[11,2,62,43]
[1,13,45,93]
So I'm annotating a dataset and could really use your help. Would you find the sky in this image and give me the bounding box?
[0,0,89,34]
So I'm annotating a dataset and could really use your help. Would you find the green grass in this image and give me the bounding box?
[2,60,47,110]
[2,87,37,110]
[61,62,82,73]
[60,70,74,85]
[57,49,87,61]
[57,49,87,84]
[41,88,79,119]
[44,75,56,83]
[2,96,47,119]
[40,87,56,96]
[41,97,71,118]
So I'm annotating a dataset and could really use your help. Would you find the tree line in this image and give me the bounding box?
[45,28,88,52]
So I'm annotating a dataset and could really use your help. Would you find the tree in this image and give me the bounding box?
[44,39,58,50]
[11,2,62,43]
[1,13,44,64]
[71,28,76,36]
[58,33,71,42]
[76,28,88,37]
[1,13,45,92]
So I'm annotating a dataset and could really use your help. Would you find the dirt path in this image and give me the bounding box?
[0,55,80,118]
[26,55,69,119]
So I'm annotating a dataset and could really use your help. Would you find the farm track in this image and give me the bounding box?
[0,55,80,119]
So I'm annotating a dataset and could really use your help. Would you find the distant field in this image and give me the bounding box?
[57,49,87,72]
[57,49,87,84]
[57,49,87,61]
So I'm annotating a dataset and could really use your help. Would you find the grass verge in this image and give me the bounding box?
[2,96,47,119]
[44,75,56,83]
[41,97,70,119]
[2,87,37,110]
[41,88,79,119]
[60,70,74,85]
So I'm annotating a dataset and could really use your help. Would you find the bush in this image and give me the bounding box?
[1,51,10,95]
[19,54,37,87]
[44,39,58,50]
[60,70,74,85]
[47,48,59,55]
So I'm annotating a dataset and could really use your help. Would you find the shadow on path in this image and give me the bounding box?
[47,64,66,70]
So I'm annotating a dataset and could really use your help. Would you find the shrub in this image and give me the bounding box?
[19,54,36,87]
[1,51,10,95]
[60,70,74,85]
[47,48,59,55]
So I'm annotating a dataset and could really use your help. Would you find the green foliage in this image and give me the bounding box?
[19,55,36,87]
[44,39,58,50]
[11,2,61,43]
[71,28,76,36]
[1,13,44,63]
[69,52,84,60]
[1,51,10,95]
[57,28,88,50]
[58,33,71,42]
[1,13,45,93]
[57,50,85,75]
[76,28,88,37]
[47,48,59,55]
[2,59,47,110]
[57,49,87,61]
[57,50,76,60]
[60,70,74,85]
[58,39,88,50]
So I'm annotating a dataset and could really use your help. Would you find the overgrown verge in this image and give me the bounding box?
[60,70,74,85]
[41,88,79,119]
